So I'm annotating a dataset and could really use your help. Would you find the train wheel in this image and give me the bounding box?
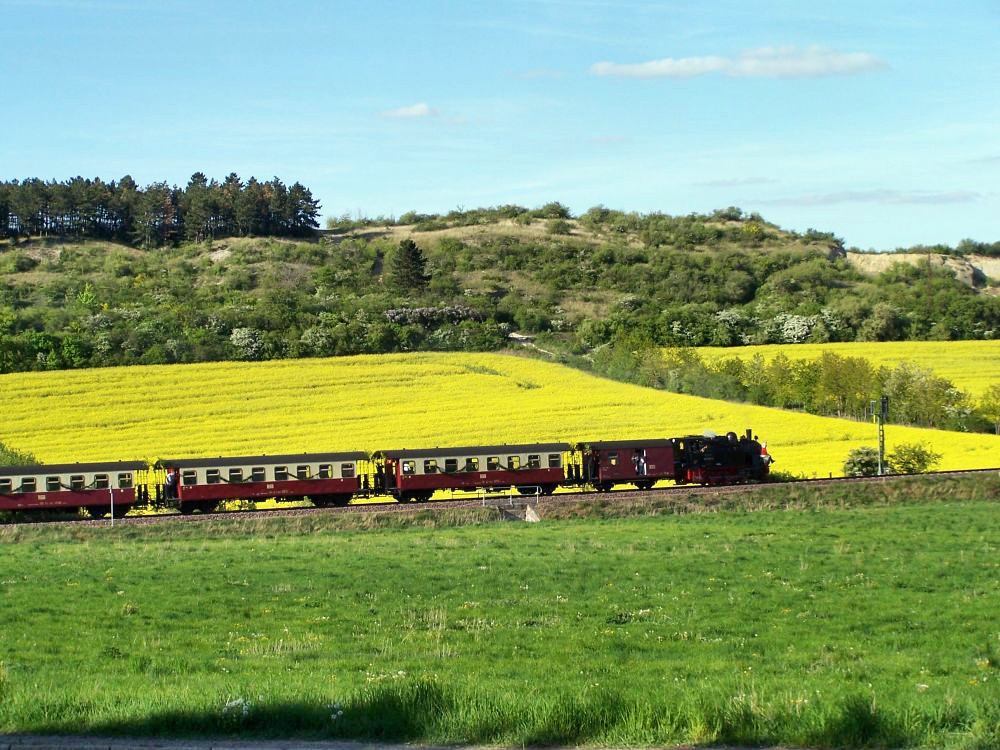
[635,480,654,491]
[89,505,110,519]
[111,504,129,519]
[594,482,613,493]
[540,484,558,496]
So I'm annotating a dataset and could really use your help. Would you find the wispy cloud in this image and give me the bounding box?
[591,46,887,79]
[696,176,778,188]
[381,102,437,119]
[759,189,980,206]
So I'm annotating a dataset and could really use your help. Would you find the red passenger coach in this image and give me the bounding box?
[0,461,146,518]
[161,452,368,513]
[376,443,571,501]
[579,439,677,492]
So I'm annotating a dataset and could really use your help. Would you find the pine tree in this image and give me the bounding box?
[388,239,431,292]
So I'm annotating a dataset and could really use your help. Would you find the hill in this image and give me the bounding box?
[2,352,997,477]
[2,205,999,375]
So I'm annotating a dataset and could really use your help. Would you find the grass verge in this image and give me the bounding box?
[0,475,998,748]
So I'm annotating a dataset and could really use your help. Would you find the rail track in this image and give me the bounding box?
[4,467,997,529]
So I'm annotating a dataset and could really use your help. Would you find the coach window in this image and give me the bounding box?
[46,476,61,492]
[464,457,479,472]
[609,452,618,466]
[250,467,265,482]
[548,453,562,468]
[274,466,288,481]
[182,470,197,485]
[527,454,540,469]
[423,459,437,474]
[319,464,332,479]
[487,456,500,471]
[94,474,110,490]
[70,475,85,491]
[21,478,36,493]
[117,473,133,489]
[296,465,310,480]
[0,479,11,493]
[341,463,355,478]
[508,456,520,470]
[444,458,458,473]
[229,468,243,483]
[402,460,415,475]
[206,469,221,485]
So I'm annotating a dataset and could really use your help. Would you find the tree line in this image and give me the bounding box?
[590,337,1000,434]
[0,173,320,247]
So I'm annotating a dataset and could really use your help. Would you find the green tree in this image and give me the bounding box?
[182,172,215,242]
[887,442,942,474]
[388,239,431,292]
[843,446,880,477]
[0,439,35,466]
[980,384,1000,435]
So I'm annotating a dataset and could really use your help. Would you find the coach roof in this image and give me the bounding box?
[159,452,368,468]
[377,443,571,459]
[0,460,147,477]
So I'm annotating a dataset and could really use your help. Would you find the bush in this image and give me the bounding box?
[843,446,881,477]
[887,442,942,474]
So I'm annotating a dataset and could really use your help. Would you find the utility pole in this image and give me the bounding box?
[871,396,889,475]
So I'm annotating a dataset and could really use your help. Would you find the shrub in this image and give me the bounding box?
[887,442,942,474]
[843,446,881,477]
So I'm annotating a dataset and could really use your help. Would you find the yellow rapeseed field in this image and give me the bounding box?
[696,340,1000,397]
[2,352,998,478]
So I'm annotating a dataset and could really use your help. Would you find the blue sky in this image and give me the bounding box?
[1,0,997,250]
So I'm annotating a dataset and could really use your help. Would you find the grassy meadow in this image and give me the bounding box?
[1,482,998,748]
[1,352,998,479]
[696,340,1000,398]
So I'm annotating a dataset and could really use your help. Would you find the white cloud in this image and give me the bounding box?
[381,102,437,119]
[760,189,980,206]
[730,46,887,78]
[591,46,886,79]
[591,56,727,79]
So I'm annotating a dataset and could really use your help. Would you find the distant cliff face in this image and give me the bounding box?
[847,252,1000,292]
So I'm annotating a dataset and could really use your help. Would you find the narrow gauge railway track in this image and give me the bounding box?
[10,467,998,529]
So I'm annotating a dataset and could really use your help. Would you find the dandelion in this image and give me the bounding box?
[328,702,344,721]
[222,697,251,720]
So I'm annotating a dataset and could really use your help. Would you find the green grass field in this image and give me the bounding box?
[1,477,998,748]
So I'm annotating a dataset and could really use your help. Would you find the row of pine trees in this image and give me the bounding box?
[0,173,320,247]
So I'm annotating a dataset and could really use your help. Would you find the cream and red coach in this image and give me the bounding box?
[376,443,571,501]
[0,461,146,518]
[160,451,368,513]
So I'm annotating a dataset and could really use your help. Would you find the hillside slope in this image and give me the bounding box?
[2,207,998,374]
